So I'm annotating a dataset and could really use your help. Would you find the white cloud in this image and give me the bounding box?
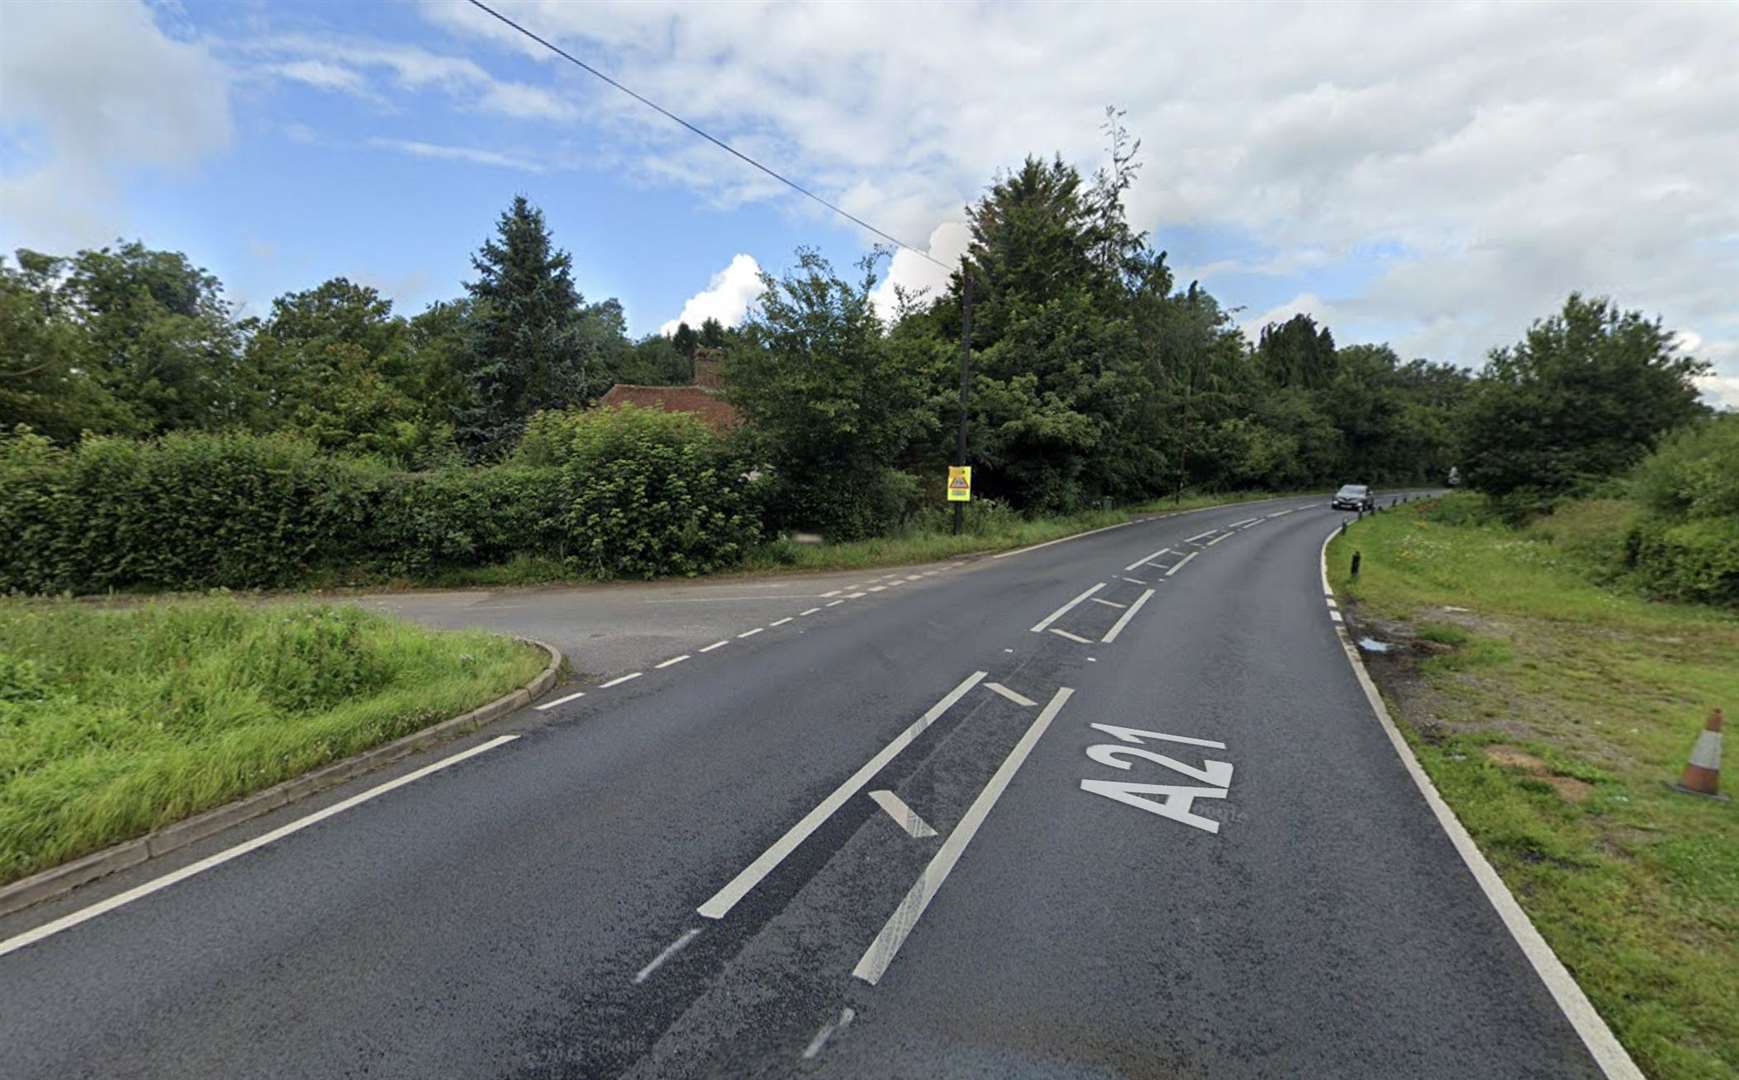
[270,59,368,95]
[418,1,1739,384]
[1696,376,1739,411]
[869,221,970,320]
[0,0,231,249]
[660,254,763,335]
[251,35,575,121]
[368,138,543,173]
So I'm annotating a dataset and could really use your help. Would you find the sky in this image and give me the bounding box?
[2,0,1735,406]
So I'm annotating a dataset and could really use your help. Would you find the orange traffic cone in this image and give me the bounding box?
[1676,709,1725,799]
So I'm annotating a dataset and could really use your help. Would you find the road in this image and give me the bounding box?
[0,494,1606,1079]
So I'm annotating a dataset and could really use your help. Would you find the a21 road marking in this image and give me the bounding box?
[1079,723,1234,834]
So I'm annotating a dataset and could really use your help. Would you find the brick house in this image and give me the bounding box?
[595,350,739,433]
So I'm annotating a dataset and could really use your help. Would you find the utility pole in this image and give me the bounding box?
[953,264,974,536]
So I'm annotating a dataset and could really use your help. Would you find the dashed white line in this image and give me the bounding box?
[1049,628,1094,644]
[1330,610,1344,623]
[1090,597,1127,609]
[826,599,845,607]
[819,590,842,598]
[867,586,886,593]
[1166,551,1198,576]
[905,574,923,581]
[1120,576,1148,585]
[1030,582,1106,633]
[984,682,1038,707]
[697,672,988,919]
[1228,516,1261,528]
[1268,508,1294,518]
[535,689,586,711]
[846,592,867,599]
[699,640,729,653]
[1325,597,1338,609]
[854,688,1074,985]
[802,1007,857,1060]
[654,655,690,669]
[1184,530,1217,544]
[1205,532,1233,546]
[737,627,764,638]
[869,789,939,839]
[885,580,904,587]
[769,617,793,627]
[799,607,822,616]
[633,928,701,984]
[0,735,520,959]
[1124,548,1171,572]
[990,519,1133,560]
[1100,588,1156,643]
[599,672,642,688]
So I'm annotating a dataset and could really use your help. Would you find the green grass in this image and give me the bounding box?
[1329,493,1739,1079]
[0,597,546,885]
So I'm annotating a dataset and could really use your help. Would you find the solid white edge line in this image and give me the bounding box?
[633,927,702,984]
[1165,551,1198,577]
[853,687,1073,985]
[983,681,1038,708]
[1100,588,1155,643]
[1029,582,1105,633]
[655,655,690,669]
[698,640,729,653]
[991,519,1133,559]
[0,735,520,959]
[696,672,988,919]
[1316,528,1642,1080]
[868,789,939,839]
[737,627,764,638]
[770,617,793,627]
[534,689,586,711]
[599,672,642,688]
[1124,547,1171,572]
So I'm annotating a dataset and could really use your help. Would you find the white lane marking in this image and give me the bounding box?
[1205,532,1233,547]
[799,607,822,616]
[1120,576,1148,585]
[1184,530,1217,543]
[1329,610,1344,623]
[984,682,1038,707]
[1325,597,1338,609]
[802,1007,857,1060]
[886,580,904,587]
[1317,529,1643,1080]
[825,599,846,607]
[922,570,939,576]
[1092,722,1226,749]
[846,592,868,599]
[1029,582,1106,633]
[905,575,923,581]
[655,655,690,669]
[1268,508,1294,517]
[600,672,642,688]
[737,627,764,638]
[820,590,842,598]
[1124,548,1171,572]
[1049,628,1094,644]
[1165,551,1198,576]
[633,927,702,984]
[1090,597,1127,609]
[0,736,520,959]
[853,688,1073,985]
[769,617,793,627]
[991,520,1132,560]
[869,789,939,839]
[697,672,988,919]
[1242,518,1267,528]
[699,640,729,653]
[1228,517,1261,528]
[535,689,586,711]
[867,586,886,592]
[1100,588,1156,643]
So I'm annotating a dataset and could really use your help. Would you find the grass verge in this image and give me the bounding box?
[0,597,546,885]
[1328,494,1738,1080]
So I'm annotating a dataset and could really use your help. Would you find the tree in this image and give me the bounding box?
[1462,293,1709,498]
[0,251,136,440]
[671,321,699,360]
[729,250,936,539]
[699,317,728,349]
[455,196,598,460]
[1257,314,1337,389]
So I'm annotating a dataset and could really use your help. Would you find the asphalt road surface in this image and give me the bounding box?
[0,494,1607,1079]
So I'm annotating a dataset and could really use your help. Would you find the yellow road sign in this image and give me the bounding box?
[947,465,972,502]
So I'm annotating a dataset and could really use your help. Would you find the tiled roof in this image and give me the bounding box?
[596,384,741,432]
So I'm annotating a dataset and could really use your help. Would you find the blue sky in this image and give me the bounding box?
[2,1,1736,404]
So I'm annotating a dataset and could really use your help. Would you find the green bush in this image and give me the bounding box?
[515,404,717,470]
[1627,517,1739,607]
[363,466,566,578]
[761,466,922,542]
[1632,413,1739,519]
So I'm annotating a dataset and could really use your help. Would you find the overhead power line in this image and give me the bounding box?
[464,0,948,269]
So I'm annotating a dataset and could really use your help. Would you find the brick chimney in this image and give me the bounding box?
[693,348,724,391]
